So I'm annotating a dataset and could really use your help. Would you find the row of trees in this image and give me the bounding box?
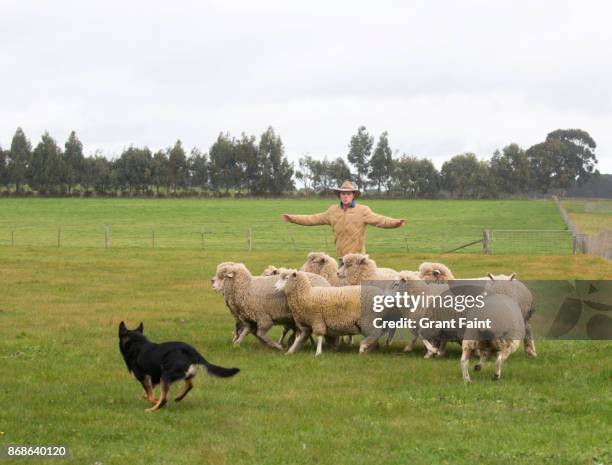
[0,126,599,198]
[0,127,294,196]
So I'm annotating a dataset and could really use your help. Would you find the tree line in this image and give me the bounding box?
[0,125,599,198]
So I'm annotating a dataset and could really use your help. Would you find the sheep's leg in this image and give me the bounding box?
[286,328,311,355]
[403,332,418,352]
[233,325,250,346]
[385,328,396,347]
[315,335,324,356]
[461,346,474,383]
[493,352,504,381]
[254,320,283,351]
[422,338,439,358]
[474,348,488,371]
[524,323,537,357]
[232,321,241,343]
[435,340,448,358]
[359,333,381,354]
[277,326,290,346]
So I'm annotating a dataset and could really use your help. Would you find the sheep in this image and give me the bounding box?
[261,265,288,277]
[337,253,400,285]
[300,252,346,286]
[418,262,455,281]
[485,273,536,357]
[218,263,329,350]
[460,293,525,383]
[414,265,536,358]
[274,269,363,356]
[212,262,248,344]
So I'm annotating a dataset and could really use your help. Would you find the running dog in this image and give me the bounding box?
[118,321,240,412]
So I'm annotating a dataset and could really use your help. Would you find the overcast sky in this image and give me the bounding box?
[1,0,610,172]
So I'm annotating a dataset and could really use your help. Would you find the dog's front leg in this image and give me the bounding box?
[146,380,169,412]
[140,375,158,405]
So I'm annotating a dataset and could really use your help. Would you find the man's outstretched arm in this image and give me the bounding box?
[281,209,331,226]
[362,206,405,228]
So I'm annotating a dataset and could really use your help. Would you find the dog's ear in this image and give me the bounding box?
[136,322,144,333]
[119,321,127,335]
[487,273,495,280]
[510,272,516,281]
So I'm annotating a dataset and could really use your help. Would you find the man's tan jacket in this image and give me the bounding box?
[286,203,400,258]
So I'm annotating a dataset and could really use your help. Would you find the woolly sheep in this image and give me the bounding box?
[485,273,536,357]
[418,262,455,281]
[337,253,399,285]
[212,262,248,344]
[460,293,525,382]
[219,263,329,350]
[300,252,346,286]
[275,269,362,356]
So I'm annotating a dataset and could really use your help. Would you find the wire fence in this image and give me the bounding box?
[553,195,612,260]
[0,223,578,255]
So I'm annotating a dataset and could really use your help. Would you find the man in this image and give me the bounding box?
[281,180,405,260]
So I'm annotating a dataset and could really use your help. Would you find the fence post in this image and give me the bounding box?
[247,228,252,251]
[200,226,205,250]
[572,235,577,255]
[483,229,490,255]
[57,226,61,248]
[104,225,109,250]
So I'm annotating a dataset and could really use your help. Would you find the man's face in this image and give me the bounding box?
[340,191,355,206]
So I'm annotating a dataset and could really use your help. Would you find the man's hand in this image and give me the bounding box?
[281,214,291,222]
[395,219,406,227]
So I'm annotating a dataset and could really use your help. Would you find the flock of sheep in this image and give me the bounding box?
[211,252,537,382]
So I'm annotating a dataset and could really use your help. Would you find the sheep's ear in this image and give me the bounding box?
[360,257,367,265]
[136,322,144,333]
[510,272,516,280]
[292,271,297,277]
[119,321,127,335]
[487,273,494,280]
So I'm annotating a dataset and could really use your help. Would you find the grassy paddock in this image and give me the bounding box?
[564,198,612,235]
[0,198,571,254]
[1,247,611,465]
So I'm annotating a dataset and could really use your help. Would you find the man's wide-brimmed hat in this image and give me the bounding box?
[334,180,360,197]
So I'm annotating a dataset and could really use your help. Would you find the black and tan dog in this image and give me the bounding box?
[118,322,240,412]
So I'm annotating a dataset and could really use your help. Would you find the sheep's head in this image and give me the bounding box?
[212,261,236,292]
[487,272,516,281]
[418,262,455,282]
[338,253,375,284]
[221,263,249,287]
[262,265,281,276]
[301,252,333,274]
[399,270,420,281]
[392,270,421,291]
[275,269,299,292]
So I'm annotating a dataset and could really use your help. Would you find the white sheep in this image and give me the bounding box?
[275,269,362,356]
[485,272,536,357]
[212,262,248,343]
[299,252,346,286]
[337,253,400,285]
[218,263,329,350]
[418,262,455,281]
[460,293,525,382]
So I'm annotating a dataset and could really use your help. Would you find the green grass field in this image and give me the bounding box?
[1,199,611,465]
[0,198,572,254]
[564,198,612,235]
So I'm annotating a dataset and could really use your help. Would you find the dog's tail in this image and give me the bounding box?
[195,353,240,378]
